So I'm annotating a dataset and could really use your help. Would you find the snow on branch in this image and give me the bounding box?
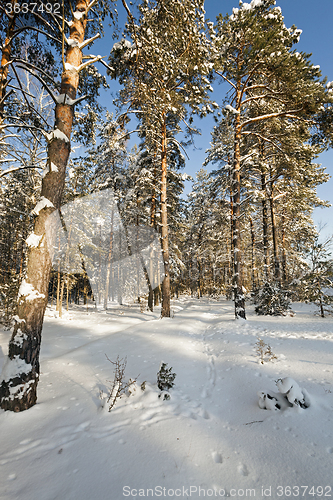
[26,233,43,248]
[66,33,102,51]
[78,33,101,50]
[0,356,32,384]
[31,197,54,215]
[241,109,305,129]
[65,55,105,73]
[225,104,240,115]
[55,93,87,106]
[43,128,70,143]
[18,280,45,302]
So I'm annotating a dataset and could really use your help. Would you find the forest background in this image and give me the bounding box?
[1,0,333,411]
[93,0,333,235]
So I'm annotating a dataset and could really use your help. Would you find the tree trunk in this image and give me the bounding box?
[0,0,89,412]
[319,295,325,318]
[148,159,157,312]
[232,82,246,319]
[160,116,171,318]
[280,213,287,286]
[249,216,256,293]
[261,172,270,282]
[229,173,234,295]
[104,207,114,310]
[269,187,281,284]
[0,1,17,122]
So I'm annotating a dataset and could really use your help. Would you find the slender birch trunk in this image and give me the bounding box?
[0,0,90,411]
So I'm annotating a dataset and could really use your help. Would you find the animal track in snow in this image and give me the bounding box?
[201,327,218,399]
[238,463,249,476]
[212,451,223,463]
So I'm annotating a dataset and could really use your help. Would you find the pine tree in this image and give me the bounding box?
[109,0,214,316]
[0,0,116,412]
[211,0,328,318]
[300,235,333,318]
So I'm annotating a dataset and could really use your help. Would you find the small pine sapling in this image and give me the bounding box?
[105,355,138,411]
[255,337,278,364]
[157,362,176,400]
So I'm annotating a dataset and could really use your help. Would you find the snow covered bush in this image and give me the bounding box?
[255,282,292,316]
[258,377,310,411]
[105,355,137,411]
[255,337,277,364]
[157,362,176,400]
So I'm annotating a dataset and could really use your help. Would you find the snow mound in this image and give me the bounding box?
[258,377,311,410]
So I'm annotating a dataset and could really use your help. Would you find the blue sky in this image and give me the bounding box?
[93,0,333,239]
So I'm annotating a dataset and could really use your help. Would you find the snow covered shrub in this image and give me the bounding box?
[276,378,310,409]
[105,355,137,411]
[255,282,292,316]
[255,337,277,364]
[258,377,310,411]
[157,362,176,400]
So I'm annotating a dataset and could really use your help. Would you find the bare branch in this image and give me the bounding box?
[0,165,42,179]
[78,32,101,49]
[15,64,58,104]
[8,26,61,46]
[215,70,236,90]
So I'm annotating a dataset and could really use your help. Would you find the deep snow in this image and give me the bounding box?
[0,298,332,500]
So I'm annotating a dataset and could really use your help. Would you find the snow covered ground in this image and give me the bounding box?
[0,298,332,500]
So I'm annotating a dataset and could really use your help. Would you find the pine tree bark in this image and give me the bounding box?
[229,161,234,296]
[104,208,114,310]
[148,160,157,312]
[0,0,90,412]
[232,81,246,319]
[261,172,270,282]
[249,216,256,293]
[269,186,281,284]
[281,214,287,286]
[0,1,17,122]
[160,116,171,318]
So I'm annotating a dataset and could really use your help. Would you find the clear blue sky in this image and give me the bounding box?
[93,0,333,239]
